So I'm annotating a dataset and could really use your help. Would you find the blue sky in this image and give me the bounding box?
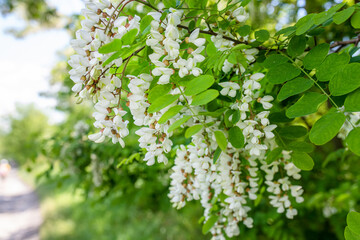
[0,0,84,126]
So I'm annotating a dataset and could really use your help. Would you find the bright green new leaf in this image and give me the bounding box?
[148,84,172,103]
[287,35,307,57]
[286,92,327,118]
[214,131,227,151]
[287,142,315,153]
[351,11,360,28]
[206,41,217,57]
[213,147,222,164]
[202,215,219,234]
[98,39,122,54]
[303,43,330,70]
[158,105,184,124]
[266,147,282,164]
[122,29,138,45]
[333,7,355,24]
[296,13,315,35]
[278,126,308,139]
[255,29,270,42]
[228,126,244,148]
[237,25,251,37]
[346,128,360,156]
[168,115,192,132]
[148,94,180,113]
[347,211,360,236]
[185,75,215,96]
[191,89,219,106]
[309,112,346,145]
[275,26,296,36]
[266,63,301,84]
[277,77,314,101]
[291,151,314,171]
[262,54,288,69]
[185,125,203,138]
[329,63,360,96]
[316,52,350,82]
[345,88,360,112]
[345,226,360,240]
[140,15,154,34]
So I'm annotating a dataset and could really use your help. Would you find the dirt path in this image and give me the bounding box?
[0,169,42,240]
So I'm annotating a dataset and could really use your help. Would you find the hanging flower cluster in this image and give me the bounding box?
[69,1,306,239]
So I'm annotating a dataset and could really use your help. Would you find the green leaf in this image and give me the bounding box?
[122,29,138,45]
[228,126,244,148]
[295,13,315,35]
[287,35,307,57]
[303,43,330,70]
[275,26,296,36]
[262,54,288,69]
[334,7,355,24]
[314,11,334,25]
[237,25,251,36]
[184,75,215,96]
[345,88,360,112]
[291,152,314,171]
[213,147,221,164]
[148,84,172,103]
[202,215,219,234]
[266,63,301,84]
[286,92,327,118]
[140,15,154,34]
[316,52,350,82]
[345,226,360,240]
[214,131,227,151]
[287,142,315,153]
[191,89,219,106]
[240,0,251,7]
[148,94,180,113]
[329,63,360,96]
[158,105,184,124]
[168,115,191,132]
[348,211,360,236]
[309,112,346,145]
[185,125,203,138]
[346,128,360,156]
[278,126,308,139]
[351,11,360,29]
[255,30,270,42]
[277,77,314,101]
[206,41,217,57]
[266,147,282,164]
[98,39,123,54]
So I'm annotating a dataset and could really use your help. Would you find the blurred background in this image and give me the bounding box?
[0,0,359,239]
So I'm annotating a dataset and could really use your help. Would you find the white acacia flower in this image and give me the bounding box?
[259,95,274,109]
[232,7,249,23]
[219,82,240,97]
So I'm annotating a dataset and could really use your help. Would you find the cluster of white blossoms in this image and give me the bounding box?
[338,112,360,140]
[69,2,305,239]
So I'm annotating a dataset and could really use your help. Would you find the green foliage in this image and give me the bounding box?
[148,94,180,113]
[309,112,346,145]
[346,128,360,156]
[277,77,314,101]
[214,131,227,151]
[185,125,203,138]
[344,88,360,112]
[345,211,360,240]
[266,63,301,84]
[291,152,314,171]
[158,105,184,124]
[316,52,350,82]
[228,126,244,149]
[286,92,327,118]
[303,43,329,70]
[184,75,215,96]
[329,63,360,96]
[191,89,219,106]
[287,35,306,57]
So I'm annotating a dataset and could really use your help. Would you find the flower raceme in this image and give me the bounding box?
[69,1,304,239]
